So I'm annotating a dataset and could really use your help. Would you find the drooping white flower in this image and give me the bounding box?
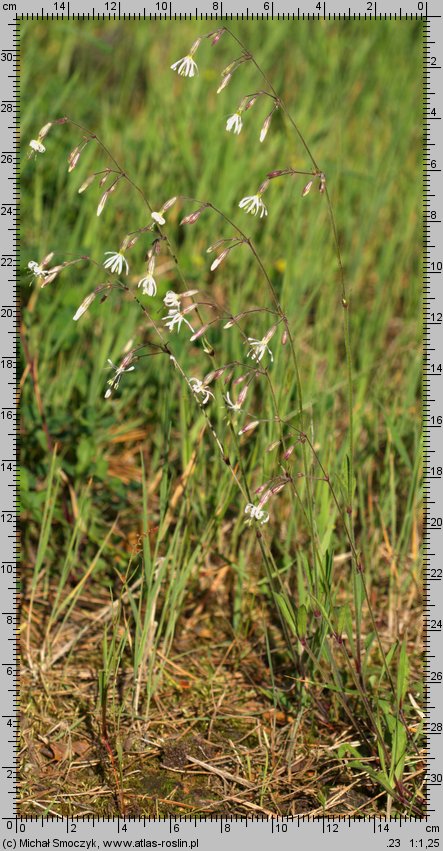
[163,291,181,310]
[152,197,177,227]
[138,256,157,296]
[189,377,214,406]
[28,253,59,285]
[244,502,269,525]
[73,292,96,321]
[224,392,242,412]
[247,335,274,363]
[105,354,135,399]
[103,251,129,276]
[28,260,46,279]
[238,194,268,219]
[138,275,156,296]
[226,112,243,135]
[170,55,198,77]
[29,139,46,154]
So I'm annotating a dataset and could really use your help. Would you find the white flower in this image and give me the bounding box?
[170,55,198,77]
[226,112,243,135]
[138,256,157,296]
[105,355,135,399]
[163,291,181,310]
[28,260,46,279]
[224,392,241,412]
[239,194,268,219]
[103,251,129,276]
[244,502,269,525]
[162,309,193,334]
[138,275,156,296]
[247,336,274,363]
[151,211,166,226]
[29,139,46,154]
[73,292,96,321]
[189,377,214,406]
[162,291,195,333]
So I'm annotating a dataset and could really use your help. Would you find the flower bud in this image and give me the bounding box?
[38,122,53,140]
[237,385,249,406]
[259,109,275,143]
[222,60,237,77]
[210,248,230,272]
[97,190,109,217]
[210,27,225,45]
[73,291,96,321]
[162,196,178,213]
[124,235,140,250]
[203,367,225,383]
[233,374,247,386]
[180,205,206,225]
[40,265,63,288]
[302,180,314,197]
[190,324,210,342]
[245,95,259,112]
[78,174,96,194]
[41,252,55,268]
[183,303,199,315]
[217,73,232,94]
[238,420,259,436]
[271,481,286,495]
[207,238,228,253]
[68,146,81,172]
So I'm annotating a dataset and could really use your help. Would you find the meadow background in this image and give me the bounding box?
[20,19,423,817]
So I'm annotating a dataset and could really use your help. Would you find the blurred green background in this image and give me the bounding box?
[20,19,422,583]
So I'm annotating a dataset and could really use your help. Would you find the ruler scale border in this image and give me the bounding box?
[1,3,437,843]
